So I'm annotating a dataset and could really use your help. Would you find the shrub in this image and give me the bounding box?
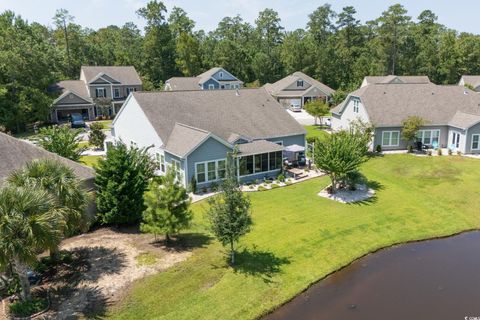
[277,173,285,182]
[202,187,208,194]
[376,144,382,153]
[249,185,254,190]
[89,122,106,150]
[257,186,267,191]
[448,148,453,155]
[344,171,367,190]
[457,150,462,156]
[190,176,197,194]
[38,125,85,161]
[263,178,272,184]
[270,183,280,189]
[285,181,293,186]
[9,298,47,317]
[408,145,413,153]
[210,182,219,192]
[437,148,442,156]
[427,150,432,156]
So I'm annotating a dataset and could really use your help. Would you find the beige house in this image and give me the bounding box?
[264,72,335,109]
[50,66,142,123]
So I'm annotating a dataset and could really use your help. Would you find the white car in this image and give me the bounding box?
[289,103,302,112]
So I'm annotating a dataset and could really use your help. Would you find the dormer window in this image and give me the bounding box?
[68,93,74,99]
[219,72,223,78]
[297,80,304,87]
[353,99,360,113]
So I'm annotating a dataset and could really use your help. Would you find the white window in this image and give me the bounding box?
[416,130,440,146]
[353,99,360,113]
[195,159,227,183]
[113,88,120,98]
[96,88,106,98]
[208,84,215,90]
[171,159,181,180]
[156,153,166,172]
[472,134,480,150]
[382,131,400,147]
[297,80,304,87]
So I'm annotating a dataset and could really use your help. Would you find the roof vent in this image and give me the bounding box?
[432,92,434,95]
[464,90,469,95]
[235,89,240,96]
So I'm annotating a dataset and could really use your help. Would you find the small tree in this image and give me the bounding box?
[314,130,369,194]
[89,122,106,150]
[206,155,252,265]
[141,169,192,243]
[94,97,112,118]
[38,125,85,161]
[401,116,425,146]
[304,99,330,126]
[95,142,156,224]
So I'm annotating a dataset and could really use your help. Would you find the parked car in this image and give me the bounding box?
[289,103,302,112]
[70,113,86,128]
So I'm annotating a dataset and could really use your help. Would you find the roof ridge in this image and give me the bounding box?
[174,122,210,134]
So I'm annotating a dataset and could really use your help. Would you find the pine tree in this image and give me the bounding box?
[95,142,155,224]
[141,169,192,243]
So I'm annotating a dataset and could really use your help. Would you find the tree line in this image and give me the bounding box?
[1,1,480,132]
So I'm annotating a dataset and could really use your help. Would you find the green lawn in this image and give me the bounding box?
[110,155,480,320]
[304,125,330,141]
[93,120,113,130]
[79,155,102,168]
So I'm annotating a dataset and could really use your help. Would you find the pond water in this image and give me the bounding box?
[265,231,480,320]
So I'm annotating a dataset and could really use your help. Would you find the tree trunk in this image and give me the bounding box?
[13,257,31,302]
[230,240,235,265]
[330,175,336,194]
[165,233,170,244]
[50,247,60,261]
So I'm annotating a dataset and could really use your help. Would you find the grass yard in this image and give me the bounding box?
[304,125,330,141]
[79,155,102,168]
[93,120,113,130]
[110,155,480,320]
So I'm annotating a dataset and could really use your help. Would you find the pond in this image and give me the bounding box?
[265,231,480,320]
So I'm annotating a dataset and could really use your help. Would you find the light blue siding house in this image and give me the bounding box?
[331,79,480,154]
[112,88,306,189]
[164,67,243,91]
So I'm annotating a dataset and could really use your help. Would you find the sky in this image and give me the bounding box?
[1,0,479,34]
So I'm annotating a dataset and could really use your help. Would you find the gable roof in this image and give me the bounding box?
[264,71,335,97]
[237,139,283,156]
[0,132,94,186]
[197,67,223,84]
[81,66,142,85]
[164,123,211,157]
[460,75,480,90]
[333,83,480,129]
[363,75,431,86]
[50,80,93,104]
[130,88,306,152]
[165,77,201,91]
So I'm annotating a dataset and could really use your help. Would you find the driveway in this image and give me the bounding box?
[286,109,315,125]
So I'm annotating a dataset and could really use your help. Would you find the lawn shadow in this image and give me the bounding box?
[150,233,213,252]
[367,180,384,191]
[232,247,291,283]
[346,180,383,207]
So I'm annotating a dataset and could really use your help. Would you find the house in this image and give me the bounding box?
[331,82,480,154]
[0,132,94,188]
[263,72,335,109]
[361,75,431,87]
[164,67,243,91]
[50,66,142,122]
[459,75,480,92]
[112,88,306,188]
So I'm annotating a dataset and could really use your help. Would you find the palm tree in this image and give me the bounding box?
[0,186,64,301]
[8,159,90,256]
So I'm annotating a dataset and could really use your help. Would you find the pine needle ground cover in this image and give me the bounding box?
[110,155,480,320]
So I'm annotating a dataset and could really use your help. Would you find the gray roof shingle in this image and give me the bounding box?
[81,66,142,85]
[165,77,201,91]
[164,123,210,157]
[0,132,94,186]
[363,75,431,85]
[237,140,283,156]
[264,71,335,97]
[130,88,306,152]
[333,83,480,128]
[51,80,93,103]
